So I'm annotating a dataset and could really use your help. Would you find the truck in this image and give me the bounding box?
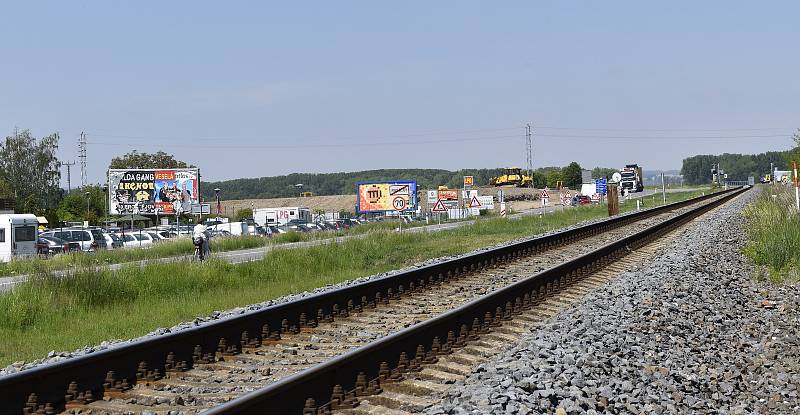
[253,206,312,227]
[619,164,644,193]
[0,214,39,262]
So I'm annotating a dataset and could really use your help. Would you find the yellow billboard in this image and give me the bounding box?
[356,181,417,213]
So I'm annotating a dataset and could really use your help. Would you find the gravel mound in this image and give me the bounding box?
[426,188,800,414]
[1,208,640,378]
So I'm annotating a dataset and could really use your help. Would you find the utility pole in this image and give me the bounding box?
[525,123,533,187]
[770,162,774,184]
[63,161,76,193]
[660,173,666,204]
[78,132,88,188]
[793,161,799,210]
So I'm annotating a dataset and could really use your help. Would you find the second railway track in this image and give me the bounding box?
[3,188,744,415]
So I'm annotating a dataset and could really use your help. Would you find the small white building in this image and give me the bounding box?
[0,214,39,262]
[253,207,311,226]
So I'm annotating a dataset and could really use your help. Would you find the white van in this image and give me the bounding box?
[0,214,39,262]
[253,207,312,227]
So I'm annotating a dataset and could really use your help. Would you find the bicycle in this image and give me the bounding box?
[193,237,205,261]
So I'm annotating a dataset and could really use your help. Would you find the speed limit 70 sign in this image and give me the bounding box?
[392,196,406,210]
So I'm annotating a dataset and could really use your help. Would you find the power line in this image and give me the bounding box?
[78,132,87,188]
[525,123,533,183]
[63,161,76,193]
[86,126,521,142]
[534,126,792,132]
[85,132,790,152]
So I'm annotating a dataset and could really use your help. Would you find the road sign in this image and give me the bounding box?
[469,195,481,208]
[500,202,507,216]
[540,188,550,199]
[612,172,622,183]
[431,199,447,213]
[463,175,474,188]
[389,184,410,196]
[561,192,571,205]
[595,178,607,195]
[591,193,601,202]
[191,203,211,214]
[426,190,438,204]
[392,196,406,210]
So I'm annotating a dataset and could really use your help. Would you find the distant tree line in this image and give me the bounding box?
[680,150,791,185]
[200,169,506,200]
[201,162,600,201]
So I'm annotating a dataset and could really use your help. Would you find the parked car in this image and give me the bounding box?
[571,195,591,206]
[115,231,154,248]
[103,232,124,249]
[40,228,107,252]
[115,233,138,248]
[209,229,232,237]
[147,231,167,243]
[37,235,79,256]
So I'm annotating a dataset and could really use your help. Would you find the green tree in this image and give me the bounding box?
[233,208,253,221]
[591,167,618,181]
[0,178,12,199]
[545,170,563,188]
[109,150,193,170]
[0,129,61,214]
[562,162,583,188]
[56,185,106,224]
[784,129,800,171]
[530,172,547,188]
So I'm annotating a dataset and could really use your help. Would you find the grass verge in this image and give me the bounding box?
[0,221,434,278]
[0,188,710,365]
[742,186,800,283]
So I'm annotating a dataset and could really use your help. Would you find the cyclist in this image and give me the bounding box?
[192,222,210,260]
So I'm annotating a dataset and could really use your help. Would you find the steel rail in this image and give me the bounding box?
[205,186,748,415]
[1,188,738,415]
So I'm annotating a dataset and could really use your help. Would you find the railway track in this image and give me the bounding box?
[1,188,744,415]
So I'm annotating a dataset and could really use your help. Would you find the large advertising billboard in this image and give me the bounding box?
[356,180,417,213]
[108,169,199,215]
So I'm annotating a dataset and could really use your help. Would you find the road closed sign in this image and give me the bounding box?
[356,180,417,213]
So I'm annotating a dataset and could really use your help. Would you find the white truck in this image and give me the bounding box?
[0,214,39,262]
[620,164,644,193]
[253,207,312,227]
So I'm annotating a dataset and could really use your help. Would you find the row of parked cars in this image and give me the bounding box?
[36,226,177,255]
[278,218,364,233]
[35,218,368,256]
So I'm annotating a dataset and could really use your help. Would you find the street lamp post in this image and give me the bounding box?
[214,188,221,217]
[102,184,109,230]
[85,191,91,225]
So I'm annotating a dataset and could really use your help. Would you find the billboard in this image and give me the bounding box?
[356,180,417,213]
[108,169,199,215]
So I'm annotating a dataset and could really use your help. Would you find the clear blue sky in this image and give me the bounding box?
[1,2,797,184]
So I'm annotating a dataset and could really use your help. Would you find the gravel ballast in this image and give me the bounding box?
[426,188,800,414]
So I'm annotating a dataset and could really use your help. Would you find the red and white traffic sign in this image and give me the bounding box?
[499,202,507,217]
[392,196,406,210]
[431,199,447,213]
[469,195,481,208]
[540,188,550,199]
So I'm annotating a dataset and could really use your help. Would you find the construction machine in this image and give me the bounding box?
[490,167,533,187]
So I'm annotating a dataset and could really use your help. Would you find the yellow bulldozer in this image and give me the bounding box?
[490,167,533,187]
